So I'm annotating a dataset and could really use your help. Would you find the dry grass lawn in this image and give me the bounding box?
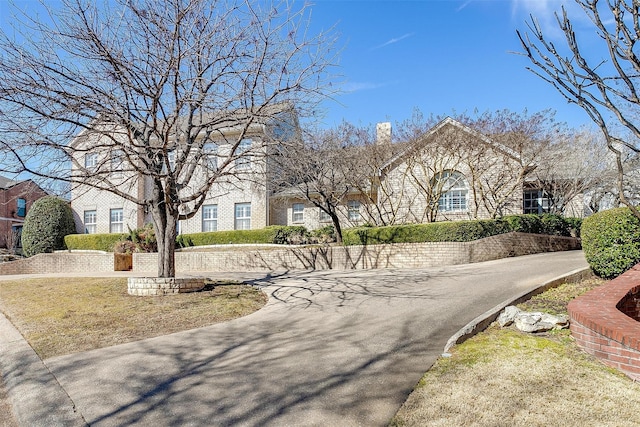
[0,277,267,359]
[391,278,640,427]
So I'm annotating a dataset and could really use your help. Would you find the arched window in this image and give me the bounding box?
[433,170,468,212]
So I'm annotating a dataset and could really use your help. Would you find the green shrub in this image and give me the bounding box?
[176,226,283,248]
[341,214,578,246]
[64,233,129,252]
[581,207,640,279]
[342,219,511,246]
[312,225,336,243]
[271,226,310,244]
[128,223,157,252]
[22,196,77,256]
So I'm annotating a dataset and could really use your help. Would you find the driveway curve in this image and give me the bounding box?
[40,251,587,426]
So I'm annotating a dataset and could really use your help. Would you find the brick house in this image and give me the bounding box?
[70,116,581,235]
[69,110,293,235]
[0,177,48,249]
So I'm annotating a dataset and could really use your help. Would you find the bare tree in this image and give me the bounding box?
[528,129,614,216]
[270,122,371,243]
[517,0,640,219]
[0,0,336,277]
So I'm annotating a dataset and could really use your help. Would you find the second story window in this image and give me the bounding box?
[235,138,252,170]
[84,153,98,170]
[16,198,26,217]
[203,143,218,171]
[111,150,124,178]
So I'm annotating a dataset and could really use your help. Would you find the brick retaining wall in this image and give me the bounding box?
[0,232,580,276]
[133,232,580,273]
[0,252,114,275]
[568,265,640,381]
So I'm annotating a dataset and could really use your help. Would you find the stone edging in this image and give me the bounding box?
[443,267,593,354]
[127,277,205,296]
[568,264,640,381]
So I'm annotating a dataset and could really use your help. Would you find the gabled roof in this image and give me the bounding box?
[381,117,525,173]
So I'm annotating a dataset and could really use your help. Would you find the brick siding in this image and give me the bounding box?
[568,264,640,381]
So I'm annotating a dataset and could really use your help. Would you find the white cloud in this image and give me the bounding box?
[511,0,587,40]
[371,33,414,51]
[342,81,386,93]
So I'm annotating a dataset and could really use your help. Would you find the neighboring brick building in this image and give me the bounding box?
[0,177,48,249]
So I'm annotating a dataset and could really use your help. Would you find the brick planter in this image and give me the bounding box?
[127,277,205,296]
[568,265,640,381]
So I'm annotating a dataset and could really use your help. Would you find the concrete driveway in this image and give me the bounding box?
[20,251,587,426]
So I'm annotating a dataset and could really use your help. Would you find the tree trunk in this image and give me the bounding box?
[149,181,178,278]
[331,213,343,244]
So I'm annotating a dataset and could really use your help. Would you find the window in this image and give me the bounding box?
[235,138,252,170]
[84,210,97,234]
[292,203,304,223]
[84,153,98,170]
[16,198,26,217]
[167,150,176,172]
[202,204,218,232]
[434,171,468,212]
[111,150,124,177]
[234,203,251,230]
[319,209,332,222]
[203,143,218,171]
[347,200,361,221]
[523,189,552,214]
[110,208,124,233]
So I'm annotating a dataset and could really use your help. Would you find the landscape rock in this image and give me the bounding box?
[499,307,569,333]
[497,305,521,327]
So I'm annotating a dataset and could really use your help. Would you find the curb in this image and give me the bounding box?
[0,314,88,427]
[443,266,593,354]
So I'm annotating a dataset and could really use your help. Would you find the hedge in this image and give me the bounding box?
[581,207,640,279]
[64,233,129,252]
[63,215,580,251]
[342,214,579,246]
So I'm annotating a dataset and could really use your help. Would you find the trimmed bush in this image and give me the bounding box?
[64,233,129,252]
[271,226,310,245]
[342,220,510,246]
[581,207,640,279]
[342,214,579,246]
[176,226,284,248]
[22,196,77,256]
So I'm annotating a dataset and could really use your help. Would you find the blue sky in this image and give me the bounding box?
[308,0,594,129]
[0,0,595,130]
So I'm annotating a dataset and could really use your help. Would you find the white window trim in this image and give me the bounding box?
[202,204,218,232]
[84,210,97,234]
[235,139,252,170]
[234,203,251,230]
[347,200,361,222]
[435,171,468,213]
[319,209,332,223]
[110,208,124,233]
[85,153,98,170]
[111,150,124,178]
[292,203,304,223]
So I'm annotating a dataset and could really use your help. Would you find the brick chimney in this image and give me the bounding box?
[376,122,391,145]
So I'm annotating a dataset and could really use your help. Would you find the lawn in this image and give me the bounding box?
[0,277,267,359]
[390,277,640,427]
